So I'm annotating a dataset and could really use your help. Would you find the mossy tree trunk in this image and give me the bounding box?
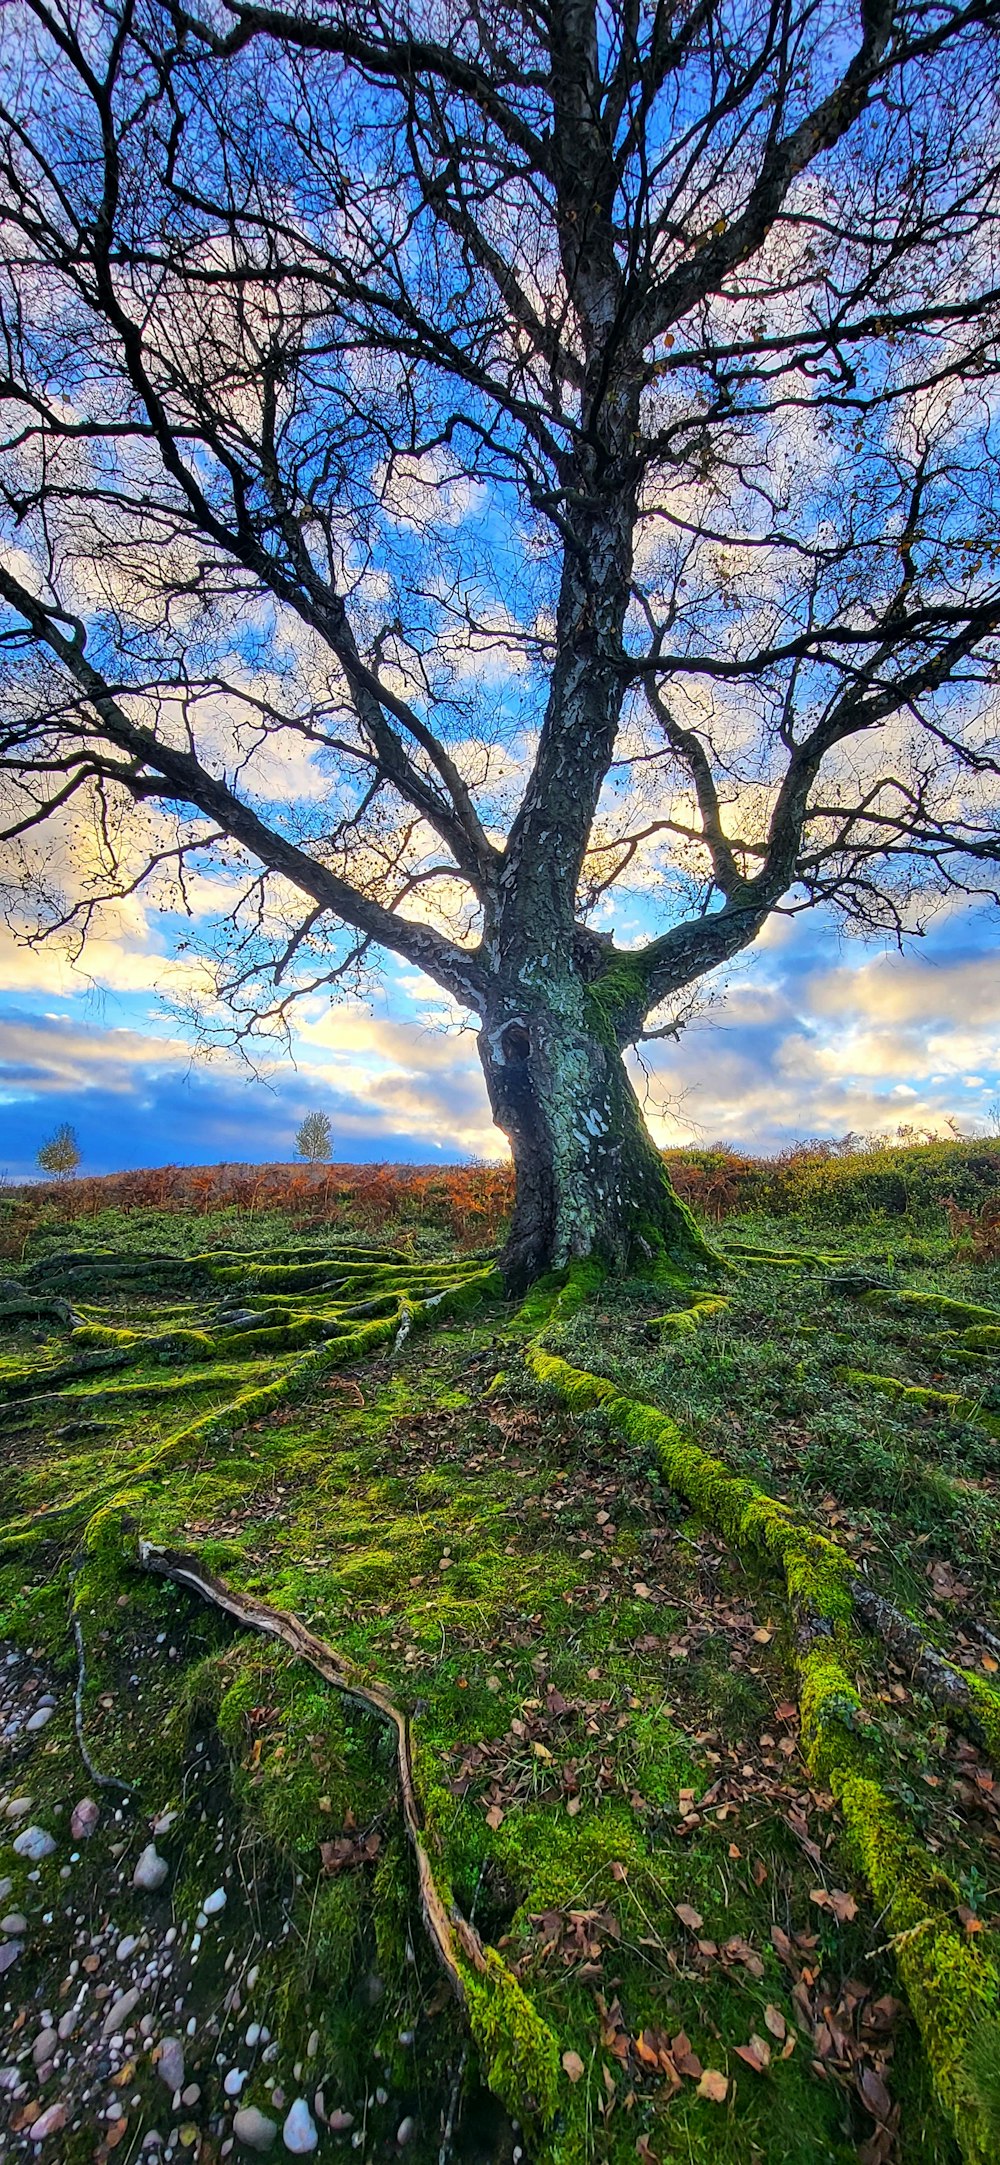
[479,972,715,1292]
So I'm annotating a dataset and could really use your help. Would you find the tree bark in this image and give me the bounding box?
[479,978,717,1292]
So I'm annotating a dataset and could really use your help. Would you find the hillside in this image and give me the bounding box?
[1,1142,999,2165]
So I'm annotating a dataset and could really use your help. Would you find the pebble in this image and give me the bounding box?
[203,1886,227,1915]
[57,2006,80,2042]
[133,1844,169,1892]
[70,1798,100,1840]
[225,2069,249,2097]
[116,1934,139,1961]
[4,1796,32,1819]
[0,1877,11,1899]
[232,2106,278,2152]
[32,2028,58,2065]
[156,2038,185,2092]
[245,2023,262,2049]
[327,2110,354,2132]
[12,1826,56,1861]
[396,2119,415,2147]
[28,2102,67,2142]
[102,1987,140,2038]
[181,2084,201,2107]
[306,2030,319,2061]
[0,1942,22,1975]
[26,1706,53,1733]
[0,1913,26,1934]
[282,2099,318,2153]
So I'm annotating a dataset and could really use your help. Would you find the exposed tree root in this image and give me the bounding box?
[851,1583,1000,1741]
[526,1338,1000,2163]
[3,1242,563,2125]
[0,1260,501,1554]
[132,1539,560,2121]
[138,1540,483,2002]
[837,1365,1000,1442]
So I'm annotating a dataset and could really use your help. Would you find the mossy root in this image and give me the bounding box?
[138,1542,560,2124]
[526,1339,1000,2164]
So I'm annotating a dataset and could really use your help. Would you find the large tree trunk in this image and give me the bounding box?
[479,984,717,1293]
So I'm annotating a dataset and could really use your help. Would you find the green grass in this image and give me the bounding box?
[1,1205,998,2161]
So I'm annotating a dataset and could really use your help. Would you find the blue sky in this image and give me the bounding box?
[2,896,997,1179]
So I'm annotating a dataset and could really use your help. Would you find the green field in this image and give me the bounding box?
[1,1154,999,2165]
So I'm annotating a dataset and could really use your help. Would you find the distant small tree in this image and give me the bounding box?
[295,1112,333,1164]
[37,1122,81,1179]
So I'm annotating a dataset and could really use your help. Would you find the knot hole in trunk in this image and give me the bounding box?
[501,1021,531,1065]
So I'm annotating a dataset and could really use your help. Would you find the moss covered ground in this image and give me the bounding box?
[0,1199,999,2165]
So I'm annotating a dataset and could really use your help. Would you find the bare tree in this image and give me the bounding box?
[1,0,999,1285]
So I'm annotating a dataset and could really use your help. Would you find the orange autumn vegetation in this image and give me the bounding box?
[3,1133,998,1262]
[0,1159,515,1254]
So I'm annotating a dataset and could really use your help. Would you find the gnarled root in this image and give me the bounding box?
[136,1542,561,2122]
[139,1539,483,2005]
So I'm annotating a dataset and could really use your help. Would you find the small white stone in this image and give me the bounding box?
[232,2105,278,2152]
[26,1706,53,1733]
[224,2068,248,2097]
[0,1914,26,1934]
[282,2099,318,2153]
[157,2037,185,2092]
[12,1825,55,1861]
[245,2023,262,2049]
[32,2027,58,2064]
[116,1935,138,1961]
[102,1988,140,2039]
[396,2118,415,2147]
[306,2030,319,2061]
[28,2101,67,2141]
[203,1887,227,1916]
[133,1844,169,1892]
